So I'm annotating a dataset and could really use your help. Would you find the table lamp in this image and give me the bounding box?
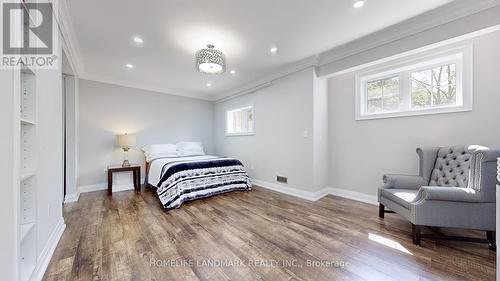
[117,133,136,167]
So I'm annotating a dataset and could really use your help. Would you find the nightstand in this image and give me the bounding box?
[107,164,141,195]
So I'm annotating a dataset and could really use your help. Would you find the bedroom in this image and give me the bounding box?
[1,0,500,280]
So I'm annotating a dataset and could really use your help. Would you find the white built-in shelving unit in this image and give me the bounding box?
[496,158,499,279]
[18,66,37,281]
[8,2,66,280]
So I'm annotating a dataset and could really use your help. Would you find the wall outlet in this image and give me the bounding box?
[277,176,288,184]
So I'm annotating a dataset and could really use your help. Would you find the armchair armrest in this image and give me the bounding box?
[382,174,427,189]
[415,186,481,203]
[468,145,500,162]
[480,149,500,162]
[467,146,500,194]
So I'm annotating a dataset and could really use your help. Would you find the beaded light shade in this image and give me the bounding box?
[195,45,226,74]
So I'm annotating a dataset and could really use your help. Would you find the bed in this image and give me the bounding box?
[145,153,252,209]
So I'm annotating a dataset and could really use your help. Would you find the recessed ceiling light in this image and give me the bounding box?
[230,70,236,75]
[206,83,212,87]
[125,63,134,69]
[133,37,143,44]
[270,46,278,54]
[353,1,365,8]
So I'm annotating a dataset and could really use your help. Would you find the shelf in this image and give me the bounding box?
[20,70,36,121]
[20,124,35,173]
[21,64,35,75]
[20,177,36,224]
[20,118,36,125]
[20,170,35,181]
[20,223,35,242]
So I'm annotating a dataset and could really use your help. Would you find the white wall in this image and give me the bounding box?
[328,30,500,197]
[0,68,16,281]
[214,68,326,192]
[78,79,214,188]
[64,75,79,200]
[313,71,329,189]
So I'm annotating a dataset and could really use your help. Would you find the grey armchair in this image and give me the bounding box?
[378,145,500,249]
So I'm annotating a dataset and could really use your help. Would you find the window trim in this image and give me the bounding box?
[355,45,473,121]
[225,105,255,137]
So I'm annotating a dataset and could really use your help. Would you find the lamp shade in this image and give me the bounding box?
[117,133,136,147]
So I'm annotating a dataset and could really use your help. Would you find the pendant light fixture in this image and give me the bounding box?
[196,44,226,74]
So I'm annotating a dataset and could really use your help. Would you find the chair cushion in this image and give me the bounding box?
[380,189,419,209]
[429,146,470,188]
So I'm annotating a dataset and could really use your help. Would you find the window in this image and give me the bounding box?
[410,63,457,109]
[367,76,400,114]
[356,46,472,120]
[226,106,254,136]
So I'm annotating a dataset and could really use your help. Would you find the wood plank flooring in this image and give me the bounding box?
[43,186,496,281]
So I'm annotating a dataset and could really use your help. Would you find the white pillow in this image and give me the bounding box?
[176,142,205,156]
[142,144,178,161]
[141,145,151,156]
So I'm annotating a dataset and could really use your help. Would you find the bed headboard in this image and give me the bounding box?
[144,155,151,187]
[145,158,150,177]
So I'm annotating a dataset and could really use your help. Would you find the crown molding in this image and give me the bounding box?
[50,0,84,76]
[318,0,500,67]
[213,55,318,102]
[79,74,214,101]
[214,83,272,104]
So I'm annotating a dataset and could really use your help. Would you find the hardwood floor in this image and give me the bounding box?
[43,186,496,281]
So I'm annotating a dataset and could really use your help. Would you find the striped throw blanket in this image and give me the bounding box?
[155,157,252,209]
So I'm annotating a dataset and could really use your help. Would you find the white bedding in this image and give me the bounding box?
[147,155,219,186]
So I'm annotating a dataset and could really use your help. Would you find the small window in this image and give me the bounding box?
[226,106,254,136]
[366,76,400,114]
[356,45,472,120]
[410,63,457,109]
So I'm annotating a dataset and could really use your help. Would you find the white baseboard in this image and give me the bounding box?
[63,189,80,203]
[251,179,331,201]
[78,178,378,206]
[113,182,141,192]
[79,183,134,193]
[327,187,378,205]
[78,177,146,196]
[79,183,107,193]
[251,179,378,205]
[31,217,66,281]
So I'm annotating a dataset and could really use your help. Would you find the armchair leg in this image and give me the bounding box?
[412,224,421,246]
[487,231,496,251]
[378,203,384,218]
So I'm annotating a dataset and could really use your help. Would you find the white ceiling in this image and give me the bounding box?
[68,0,454,100]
